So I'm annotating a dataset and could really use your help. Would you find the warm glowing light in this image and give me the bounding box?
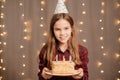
[82,11,86,14]
[3,67,6,70]
[79,21,84,25]
[100,70,104,73]
[116,20,120,25]
[24,35,31,40]
[43,32,47,36]
[1,59,3,63]
[41,1,45,5]
[0,15,4,19]
[101,46,104,49]
[42,43,46,46]
[118,70,120,73]
[1,0,7,78]
[100,36,103,40]
[24,36,27,40]
[0,50,3,53]
[0,76,3,79]
[2,24,5,28]
[82,3,85,6]
[3,67,6,71]
[21,72,25,75]
[0,24,5,28]
[115,19,120,25]
[20,45,24,48]
[40,24,43,27]
[101,9,104,14]
[24,29,27,32]
[118,37,120,42]
[24,21,28,26]
[41,8,44,11]
[1,32,6,36]
[103,53,107,56]
[97,61,102,67]
[115,53,120,58]
[3,42,6,46]
[2,0,6,3]
[41,17,44,20]
[63,0,67,2]
[24,21,31,27]
[79,29,83,32]
[99,19,102,22]
[119,28,120,31]
[101,2,105,6]
[82,39,87,43]
[22,55,26,58]
[19,3,23,6]
[1,13,4,16]
[0,66,2,69]
[0,33,4,36]
[21,14,24,17]
[23,64,26,67]
[116,3,120,8]
[1,5,4,8]
[117,78,120,80]
[101,27,104,30]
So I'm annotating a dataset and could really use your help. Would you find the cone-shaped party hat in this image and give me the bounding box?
[54,0,69,14]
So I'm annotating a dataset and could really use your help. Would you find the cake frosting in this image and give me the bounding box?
[51,61,75,74]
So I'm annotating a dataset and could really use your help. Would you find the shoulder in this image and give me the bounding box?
[39,45,48,56]
[40,45,48,51]
[78,44,87,50]
[78,44,88,53]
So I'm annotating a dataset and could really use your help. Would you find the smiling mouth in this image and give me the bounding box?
[59,37,67,40]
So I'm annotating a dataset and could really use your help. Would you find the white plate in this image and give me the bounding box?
[45,70,80,76]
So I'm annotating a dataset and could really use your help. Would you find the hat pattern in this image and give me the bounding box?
[54,0,68,14]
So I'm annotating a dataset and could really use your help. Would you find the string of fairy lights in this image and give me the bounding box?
[38,1,47,74]
[97,0,120,80]
[96,1,120,80]
[97,1,105,79]
[115,1,120,44]
[40,0,47,46]
[115,0,120,80]
[19,0,32,78]
[19,0,26,77]
[0,0,7,80]
[79,0,87,43]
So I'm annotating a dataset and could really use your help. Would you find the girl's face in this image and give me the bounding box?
[54,19,72,44]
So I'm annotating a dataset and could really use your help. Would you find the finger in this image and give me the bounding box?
[78,71,84,78]
[72,75,82,79]
[44,67,50,72]
[78,68,83,72]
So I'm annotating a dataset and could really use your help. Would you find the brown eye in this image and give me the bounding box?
[65,27,69,30]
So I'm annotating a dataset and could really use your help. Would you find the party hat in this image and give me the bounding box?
[54,0,69,14]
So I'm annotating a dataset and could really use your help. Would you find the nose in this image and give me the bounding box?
[60,30,65,35]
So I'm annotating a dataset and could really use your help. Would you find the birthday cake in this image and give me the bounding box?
[51,61,75,74]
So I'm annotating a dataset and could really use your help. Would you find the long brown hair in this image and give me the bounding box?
[44,13,81,67]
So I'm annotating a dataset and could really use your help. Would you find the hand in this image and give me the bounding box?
[41,67,53,79]
[72,68,84,79]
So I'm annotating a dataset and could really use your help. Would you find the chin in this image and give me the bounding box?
[59,41,67,44]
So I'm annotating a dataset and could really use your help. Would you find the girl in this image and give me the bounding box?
[38,13,89,80]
